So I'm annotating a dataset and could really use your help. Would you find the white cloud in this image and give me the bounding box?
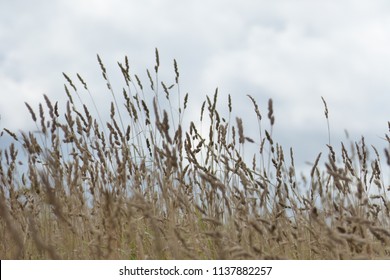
[0,0,389,168]
[200,2,390,136]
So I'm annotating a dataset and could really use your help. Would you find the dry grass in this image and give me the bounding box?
[1,50,390,259]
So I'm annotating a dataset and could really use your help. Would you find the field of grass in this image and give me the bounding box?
[1,50,390,259]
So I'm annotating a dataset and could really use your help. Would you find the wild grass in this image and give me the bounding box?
[1,49,390,259]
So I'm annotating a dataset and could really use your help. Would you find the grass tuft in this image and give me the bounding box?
[1,51,390,259]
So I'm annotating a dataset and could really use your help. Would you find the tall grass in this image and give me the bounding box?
[1,50,390,259]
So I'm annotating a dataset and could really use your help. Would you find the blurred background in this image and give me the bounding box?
[1,0,389,180]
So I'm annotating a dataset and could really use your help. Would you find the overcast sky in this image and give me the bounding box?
[1,0,389,177]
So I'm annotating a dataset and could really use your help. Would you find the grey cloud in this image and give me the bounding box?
[0,0,389,177]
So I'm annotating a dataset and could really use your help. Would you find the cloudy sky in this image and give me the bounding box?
[1,0,389,176]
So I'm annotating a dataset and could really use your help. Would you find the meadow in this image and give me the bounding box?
[1,50,390,259]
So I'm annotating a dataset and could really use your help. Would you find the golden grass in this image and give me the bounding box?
[1,49,390,259]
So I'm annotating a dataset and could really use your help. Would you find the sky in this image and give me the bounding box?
[0,0,389,179]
